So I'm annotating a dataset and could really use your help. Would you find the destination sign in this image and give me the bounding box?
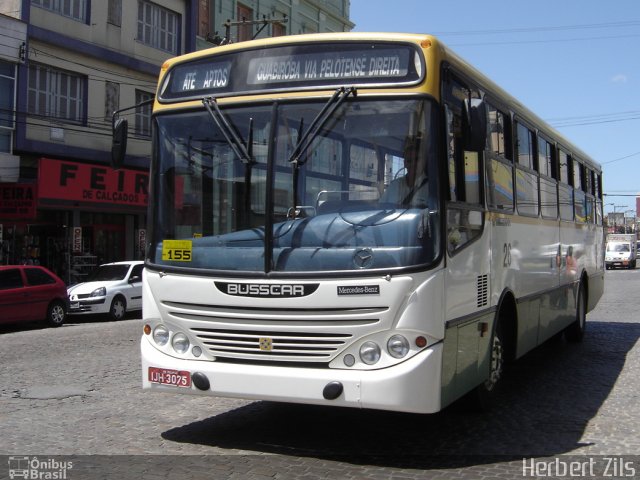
[167,59,232,95]
[246,48,410,85]
[160,43,423,101]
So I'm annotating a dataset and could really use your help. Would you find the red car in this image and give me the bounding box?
[0,265,68,327]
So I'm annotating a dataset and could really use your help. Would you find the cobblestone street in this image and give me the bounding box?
[1,270,639,479]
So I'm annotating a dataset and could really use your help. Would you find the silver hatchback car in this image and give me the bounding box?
[67,261,144,320]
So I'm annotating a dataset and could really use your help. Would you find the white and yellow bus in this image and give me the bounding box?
[133,32,604,413]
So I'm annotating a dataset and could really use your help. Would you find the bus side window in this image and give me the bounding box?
[486,104,514,212]
[558,148,574,221]
[514,120,539,217]
[442,70,485,254]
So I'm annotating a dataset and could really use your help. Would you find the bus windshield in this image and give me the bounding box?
[150,97,440,274]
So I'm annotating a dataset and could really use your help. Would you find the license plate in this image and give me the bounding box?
[148,367,191,388]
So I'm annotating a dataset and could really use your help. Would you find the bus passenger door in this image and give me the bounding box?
[440,71,492,399]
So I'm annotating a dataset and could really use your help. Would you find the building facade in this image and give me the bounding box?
[0,0,351,283]
[196,0,352,49]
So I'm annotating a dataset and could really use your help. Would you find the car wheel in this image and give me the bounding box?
[109,296,127,321]
[46,300,66,327]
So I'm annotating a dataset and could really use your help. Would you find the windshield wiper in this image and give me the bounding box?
[202,97,253,164]
[203,97,255,217]
[288,86,357,218]
[288,86,356,165]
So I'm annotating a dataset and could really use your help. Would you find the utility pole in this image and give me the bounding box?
[212,14,289,45]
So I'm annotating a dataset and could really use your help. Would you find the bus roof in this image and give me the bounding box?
[157,31,600,172]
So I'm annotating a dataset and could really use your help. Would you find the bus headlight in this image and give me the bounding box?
[153,325,169,346]
[359,341,381,365]
[387,335,410,358]
[172,332,190,354]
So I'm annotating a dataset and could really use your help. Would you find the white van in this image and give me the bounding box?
[605,234,637,269]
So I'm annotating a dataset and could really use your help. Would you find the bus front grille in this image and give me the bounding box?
[190,327,351,361]
[162,301,387,363]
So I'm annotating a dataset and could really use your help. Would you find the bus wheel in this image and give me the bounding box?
[565,283,586,342]
[472,322,505,411]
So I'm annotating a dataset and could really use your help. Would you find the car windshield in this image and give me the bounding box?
[86,265,130,281]
[607,244,630,253]
[150,97,440,274]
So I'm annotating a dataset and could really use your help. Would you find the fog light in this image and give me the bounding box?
[153,325,169,346]
[343,354,355,367]
[192,346,202,357]
[359,341,381,365]
[172,332,190,354]
[387,335,409,358]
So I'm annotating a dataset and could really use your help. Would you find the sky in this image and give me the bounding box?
[350,0,640,215]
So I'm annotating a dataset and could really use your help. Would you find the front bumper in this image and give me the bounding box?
[141,335,443,414]
[605,259,630,268]
[67,297,107,314]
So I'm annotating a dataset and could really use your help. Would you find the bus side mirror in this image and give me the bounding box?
[463,98,487,152]
[111,117,128,169]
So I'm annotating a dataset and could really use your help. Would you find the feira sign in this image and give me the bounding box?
[38,158,149,209]
[160,42,424,101]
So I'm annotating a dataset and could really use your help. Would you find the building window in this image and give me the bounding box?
[272,21,286,37]
[108,0,122,26]
[135,90,153,136]
[105,81,120,122]
[32,0,88,22]
[237,3,253,42]
[137,0,179,54]
[198,0,210,37]
[28,63,85,123]
[0,61,16,153]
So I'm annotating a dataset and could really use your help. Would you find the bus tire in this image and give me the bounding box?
[471,321,505,411]
[565,282,586,342]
